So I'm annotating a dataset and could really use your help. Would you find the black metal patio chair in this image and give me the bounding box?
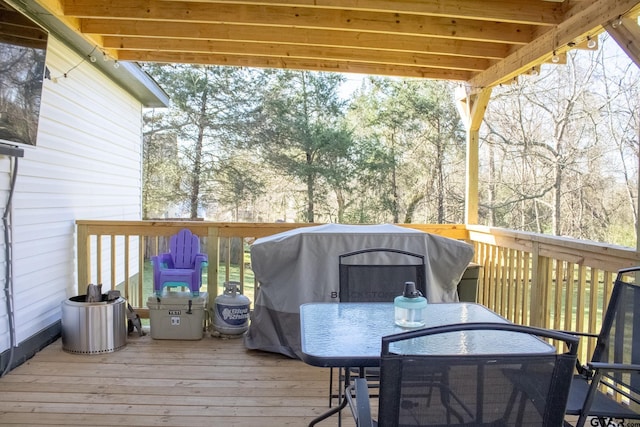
[330,248,427,409]
[562,266,640,427]
[345,322,579,427]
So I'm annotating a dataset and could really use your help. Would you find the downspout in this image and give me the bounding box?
[1,147,23,377]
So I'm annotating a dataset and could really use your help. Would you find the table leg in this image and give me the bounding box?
[308,369,351,426]
[308,397,348,426]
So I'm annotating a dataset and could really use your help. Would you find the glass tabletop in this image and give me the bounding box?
[299,302,555,367]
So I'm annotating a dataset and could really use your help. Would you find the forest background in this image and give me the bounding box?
[141,35,639,249]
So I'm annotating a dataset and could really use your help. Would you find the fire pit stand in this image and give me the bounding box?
[61,294,127,354]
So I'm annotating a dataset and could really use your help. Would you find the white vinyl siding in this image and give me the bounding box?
[0,37,144,351]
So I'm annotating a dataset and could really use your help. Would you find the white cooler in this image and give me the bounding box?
[147,292,207,340]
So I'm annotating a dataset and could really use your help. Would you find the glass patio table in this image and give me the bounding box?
[299,302,555,425]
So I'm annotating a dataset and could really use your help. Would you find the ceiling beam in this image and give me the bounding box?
[604,10,640,68]
[468,0,640,90]
[64,0,536,45]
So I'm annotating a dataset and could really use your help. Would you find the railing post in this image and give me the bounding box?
[76,223,90,295]
[529,241,550,327]
[207,226,220,311]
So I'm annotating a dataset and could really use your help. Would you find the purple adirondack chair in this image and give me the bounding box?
[152,229,208,296]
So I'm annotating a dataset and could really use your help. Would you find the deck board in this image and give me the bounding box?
[0,332,355,426]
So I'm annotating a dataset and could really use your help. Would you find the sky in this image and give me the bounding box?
[339,73,367,99]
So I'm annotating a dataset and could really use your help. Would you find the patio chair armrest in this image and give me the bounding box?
[195,254,208,267]
[346,377,374,427]
[538,328,599,377]
[557,330,599,339]
[588,362,640,374]
[151,253,172,267]
[151,253,172,270]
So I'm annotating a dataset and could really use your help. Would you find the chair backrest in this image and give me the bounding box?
[377,323,579,426]
[170,229,201,268]
[590,267,640,405]
[339,248,426,302]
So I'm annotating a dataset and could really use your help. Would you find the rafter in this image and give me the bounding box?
[604,6,640,69]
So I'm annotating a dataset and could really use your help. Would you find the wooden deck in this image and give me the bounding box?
[0,331,354,426]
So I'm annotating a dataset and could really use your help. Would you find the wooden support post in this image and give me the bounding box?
[606,14,640,250]
[456,86,492,225]
[466,129,480,225]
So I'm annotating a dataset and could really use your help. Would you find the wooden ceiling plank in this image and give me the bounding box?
[117,49,473,80]
[468,0,640,89]
[157,0,564,26]
[83,19,512,59]
[63,0,536,44]
[103,36,491,71]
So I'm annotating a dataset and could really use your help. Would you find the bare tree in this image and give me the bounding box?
[481,38,639,245]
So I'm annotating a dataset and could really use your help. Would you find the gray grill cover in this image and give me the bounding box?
[243,224,474,358]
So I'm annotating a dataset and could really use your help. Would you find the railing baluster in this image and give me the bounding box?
[587,267,600,358]
[96,234,102,286]
[509,248,515,318]
[208,226,220,310]
[498,246,507,317]
[564,262,575,332]
[110,235,116,291]
[137,235,144,307]
[489,245,498,310]
[523,252,531,324]
[554,259,564,331]
[514,250,523,324]
[576,265,587,334]
[124,235,130,301]
[239,237,246,293]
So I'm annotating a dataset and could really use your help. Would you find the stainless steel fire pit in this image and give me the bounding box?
[61,295,127,354]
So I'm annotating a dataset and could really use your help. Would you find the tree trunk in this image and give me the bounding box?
[190,93,206,219]
[436,120,445,223]
[306,156,315,223]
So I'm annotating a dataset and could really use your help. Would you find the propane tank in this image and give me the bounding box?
[213,281,251,335]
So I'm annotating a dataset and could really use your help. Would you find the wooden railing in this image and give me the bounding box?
[467,224,640,359]
[76,220,640,360]
[76,220,316,316]
[75,221,467,316]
